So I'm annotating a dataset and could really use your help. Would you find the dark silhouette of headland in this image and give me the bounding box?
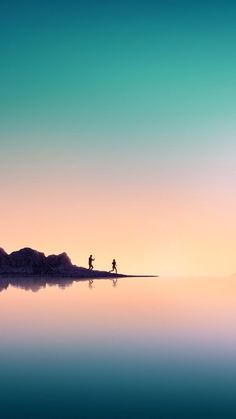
[0,247,156,280]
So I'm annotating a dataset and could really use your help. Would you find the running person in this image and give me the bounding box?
[88,255,95,270]
[109,259,117,274]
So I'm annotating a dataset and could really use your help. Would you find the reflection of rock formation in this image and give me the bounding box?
[0,247,127,278]
[0,276,75,292]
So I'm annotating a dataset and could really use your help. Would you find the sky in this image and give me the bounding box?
[1,0,236,275]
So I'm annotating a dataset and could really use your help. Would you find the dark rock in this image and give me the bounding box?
[0,247,127,278]
[46,252,72,274]
[0,248,10,274]
[9,248,46,274]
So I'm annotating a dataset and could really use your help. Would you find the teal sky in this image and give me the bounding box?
[1,0,236,274]
[1,0,236,147]
[1,0,236,177]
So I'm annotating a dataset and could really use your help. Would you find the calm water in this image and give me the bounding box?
[0,276,236,419]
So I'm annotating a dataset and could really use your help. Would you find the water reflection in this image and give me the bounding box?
[88,279,95,289]
[112,278,118,287]
[0,276,120,292]
[0,276,76,292]
[0,277,236,419]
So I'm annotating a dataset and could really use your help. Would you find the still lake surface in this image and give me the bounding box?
[0,276,236,419]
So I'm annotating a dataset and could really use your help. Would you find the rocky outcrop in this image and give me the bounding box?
[0,247,125,278]
[9,248,46,274]
[0,248,10,266]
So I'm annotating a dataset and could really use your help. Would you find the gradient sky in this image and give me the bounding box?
[1,0,236,275]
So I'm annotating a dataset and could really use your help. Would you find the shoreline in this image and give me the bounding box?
[0,273,158,279]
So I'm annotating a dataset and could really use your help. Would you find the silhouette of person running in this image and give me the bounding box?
[88,255,95,270]
[109,259,117,274]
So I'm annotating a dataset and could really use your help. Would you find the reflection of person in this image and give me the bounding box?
[88,279,94,289]
[109,259,117,274]
[88,255,95,270]
[112,278,118,287]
